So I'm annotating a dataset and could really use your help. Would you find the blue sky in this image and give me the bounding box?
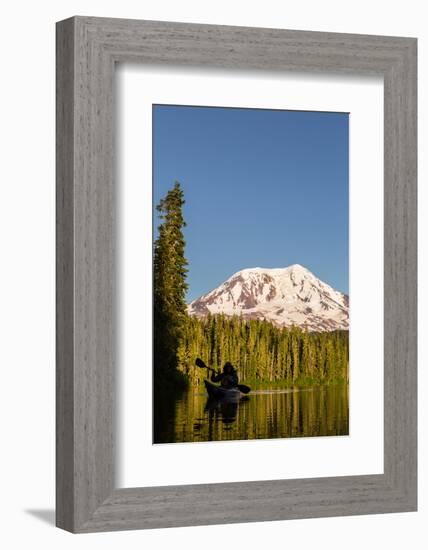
[153,105,349,302]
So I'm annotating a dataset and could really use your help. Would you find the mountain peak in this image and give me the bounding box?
[287,263,308,272]
[188,263,348,332]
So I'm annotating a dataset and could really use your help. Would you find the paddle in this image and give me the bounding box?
[195,358,251,394]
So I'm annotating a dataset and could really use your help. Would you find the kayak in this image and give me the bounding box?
[204,380,242,401]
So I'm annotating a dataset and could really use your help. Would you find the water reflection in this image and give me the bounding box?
[205,396,251,424]
[153,384,349,444]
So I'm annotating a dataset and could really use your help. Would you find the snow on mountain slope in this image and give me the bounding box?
[187,264,349,332]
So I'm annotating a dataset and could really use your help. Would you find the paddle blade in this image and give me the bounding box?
[195,357,207,369]
[238,384,251,394]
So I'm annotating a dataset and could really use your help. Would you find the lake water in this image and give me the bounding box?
[154,384,349,444]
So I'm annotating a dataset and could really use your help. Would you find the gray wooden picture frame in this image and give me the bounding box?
[56,16,417,533]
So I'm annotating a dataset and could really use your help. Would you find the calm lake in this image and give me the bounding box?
[154,384,349,444]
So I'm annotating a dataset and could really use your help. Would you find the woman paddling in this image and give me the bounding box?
[210,362,239,389]
[195,358,251,394]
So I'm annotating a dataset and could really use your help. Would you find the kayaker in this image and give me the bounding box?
[211,362,239,389]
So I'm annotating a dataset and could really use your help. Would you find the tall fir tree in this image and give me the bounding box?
[153,181,189,389]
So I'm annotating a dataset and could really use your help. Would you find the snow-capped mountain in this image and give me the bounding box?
[187,264,349,332]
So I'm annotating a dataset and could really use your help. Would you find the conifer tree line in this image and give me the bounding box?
[153,182,349,389]
[153,182,189,389]
[177,314,349,387]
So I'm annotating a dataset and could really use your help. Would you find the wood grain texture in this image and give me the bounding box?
[56,18,75,531]
[56,16,417,533]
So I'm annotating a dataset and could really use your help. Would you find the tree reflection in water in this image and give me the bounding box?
[154,385,349,444]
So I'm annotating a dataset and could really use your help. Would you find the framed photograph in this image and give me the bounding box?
[151,104,350,446]
[56,17,417,532]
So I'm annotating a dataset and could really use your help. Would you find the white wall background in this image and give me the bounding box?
[0,1,424,548]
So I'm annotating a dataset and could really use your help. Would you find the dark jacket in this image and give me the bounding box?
[211,370,238,388]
